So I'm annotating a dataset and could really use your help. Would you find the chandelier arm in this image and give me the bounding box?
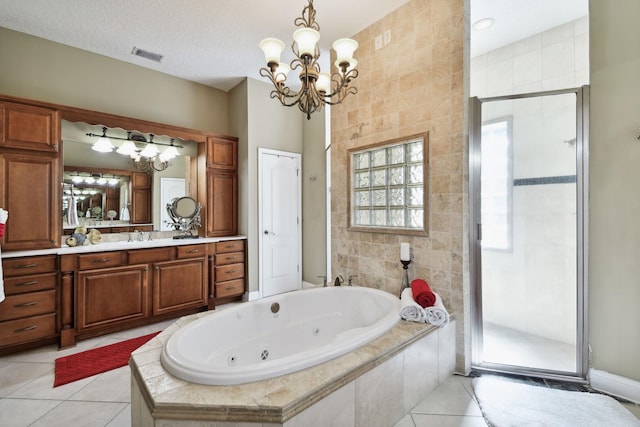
[294,0,319,31]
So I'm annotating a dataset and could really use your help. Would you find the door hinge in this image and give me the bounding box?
[477,223,482,241]
[297,169,300,176]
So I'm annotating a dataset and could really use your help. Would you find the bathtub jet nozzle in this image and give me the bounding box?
[271,302,280,314]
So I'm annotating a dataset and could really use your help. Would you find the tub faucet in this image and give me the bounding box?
[317,275,328,287]
[334,275,344,286]
[347,275,357,286]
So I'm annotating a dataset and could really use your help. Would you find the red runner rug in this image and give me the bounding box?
[54,331,160,387]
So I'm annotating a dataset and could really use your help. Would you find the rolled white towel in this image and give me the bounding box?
[400,288,426,323]
[425,293,449,327]
[0,208,7,303]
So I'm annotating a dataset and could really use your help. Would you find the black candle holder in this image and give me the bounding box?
[400,259,411,297]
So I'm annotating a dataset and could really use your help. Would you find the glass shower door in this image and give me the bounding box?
[471,87,588,378]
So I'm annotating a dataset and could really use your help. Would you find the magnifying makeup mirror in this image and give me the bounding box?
[166,196,202,239]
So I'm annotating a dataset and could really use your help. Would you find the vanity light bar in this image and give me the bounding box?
[85,128,184,149]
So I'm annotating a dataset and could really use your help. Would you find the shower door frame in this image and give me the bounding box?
[469,86,590,381]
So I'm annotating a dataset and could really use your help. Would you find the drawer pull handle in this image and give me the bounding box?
[15,325,37,333]
[92,258,111,263]
[225,245,233,249]
[15,301,37,308]
[15,281,38,287]
[225,256,235,261]
[15,263,38,269]
[225,286,235,291]
[227,269,236,274]
[186,249,200,253]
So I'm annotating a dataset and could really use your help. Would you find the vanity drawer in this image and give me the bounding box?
[215,240,244,254]
[128,247,173,264]
[77,252,125,270]
[176,245,206,259]
[215,251,244,266]
[215,263,244,282]
[4,272,57,295]
[2,255,56,277]
[215,279,244,298]
[0,290,56,321]
[0,313,56,345]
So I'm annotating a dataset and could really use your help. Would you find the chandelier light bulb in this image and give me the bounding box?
[259,38,285,66]
[333,38,358,65]
[275,63,291,83]
[293,27,320,57]
[316,72,331,93]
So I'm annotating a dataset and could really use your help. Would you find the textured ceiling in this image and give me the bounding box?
[0,0,587,92]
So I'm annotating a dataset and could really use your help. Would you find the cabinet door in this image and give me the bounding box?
[0,102,60,152]
[76,264,149,332]
[0,152,61,250]
[152,258,207,316]
[131,172,151,224]
[206,169,237,236]
[206,137,237,170]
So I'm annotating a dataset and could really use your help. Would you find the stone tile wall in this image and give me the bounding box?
[330,0,469,372]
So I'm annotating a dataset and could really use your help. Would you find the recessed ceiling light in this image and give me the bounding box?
[472,18,495,31]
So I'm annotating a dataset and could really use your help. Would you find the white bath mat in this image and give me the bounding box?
[472,375,640,427]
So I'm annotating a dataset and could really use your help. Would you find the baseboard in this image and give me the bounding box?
[589,368,640,404]
[243,290,261,302]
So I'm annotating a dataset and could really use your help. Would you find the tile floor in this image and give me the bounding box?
[1,314,639,427]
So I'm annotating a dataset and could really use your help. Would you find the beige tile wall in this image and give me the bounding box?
[331,0,469,372]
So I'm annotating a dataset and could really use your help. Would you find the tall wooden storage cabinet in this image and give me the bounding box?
[198,136,238,237]
[0,101,61,251]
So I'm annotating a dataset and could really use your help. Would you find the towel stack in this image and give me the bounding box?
[400,278,450,327]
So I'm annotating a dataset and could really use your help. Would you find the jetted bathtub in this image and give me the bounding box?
[161,286,401,385]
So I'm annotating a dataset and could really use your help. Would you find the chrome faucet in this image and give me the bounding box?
[317,275,328,287]
[347,275,357,286]
[334,275,344,286]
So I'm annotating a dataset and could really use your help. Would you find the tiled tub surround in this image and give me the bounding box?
[130,314,456,426]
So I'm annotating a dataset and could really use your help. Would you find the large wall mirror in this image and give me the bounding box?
[62,119,199,233]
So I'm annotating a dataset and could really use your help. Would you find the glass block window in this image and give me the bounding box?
[348,133,428,235]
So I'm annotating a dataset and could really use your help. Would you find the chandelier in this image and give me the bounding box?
[87,127,182,174]
[259,0,359,119]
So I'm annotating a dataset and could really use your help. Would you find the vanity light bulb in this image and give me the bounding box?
[84,177,95,184]
[96,177,107,185]
[72,176,83,184]
[108,178,119,186]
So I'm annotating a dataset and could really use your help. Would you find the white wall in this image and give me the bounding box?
[589,0,640,382]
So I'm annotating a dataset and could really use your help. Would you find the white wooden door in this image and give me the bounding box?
[160,178,186,231]
[259,149,301,297]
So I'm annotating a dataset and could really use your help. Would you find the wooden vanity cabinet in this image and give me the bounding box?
[60,244,209,346]
[0,255,58,354]
[212,240,245,303]
[76,263,150,332]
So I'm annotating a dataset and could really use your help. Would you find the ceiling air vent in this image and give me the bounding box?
[131,47,164,63]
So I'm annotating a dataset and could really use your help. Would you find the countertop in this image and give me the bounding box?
[0,235,247,259]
